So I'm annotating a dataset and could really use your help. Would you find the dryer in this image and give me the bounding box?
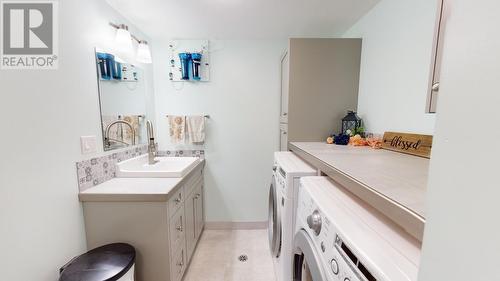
[293,177,421,281]
[269,152,316,281]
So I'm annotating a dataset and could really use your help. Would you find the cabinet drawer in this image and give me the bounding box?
[184,168,203,197]
[168,186,184,216]
[169,207,185,254]
[170,245,186,281]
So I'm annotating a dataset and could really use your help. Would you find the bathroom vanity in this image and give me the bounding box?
[79,160,205,281]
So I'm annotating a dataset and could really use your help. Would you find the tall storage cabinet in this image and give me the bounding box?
[279,38,362,150]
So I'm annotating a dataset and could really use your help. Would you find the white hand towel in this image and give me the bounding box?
[168,115,186,144]
[186,115,206,143]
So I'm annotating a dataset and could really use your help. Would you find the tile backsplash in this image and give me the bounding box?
[157,150,205,158]
[76,146,205,192]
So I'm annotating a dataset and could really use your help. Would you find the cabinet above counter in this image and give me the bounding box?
[289,142,428,241]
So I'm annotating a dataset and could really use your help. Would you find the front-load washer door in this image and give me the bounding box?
[293,229,326,281]
[268,175,282,258]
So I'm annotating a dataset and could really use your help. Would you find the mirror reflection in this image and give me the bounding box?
[95,48,148,151]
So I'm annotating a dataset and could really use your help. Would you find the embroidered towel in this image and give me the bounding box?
[122,115,141,144]
[186,115,206,143]
[168,115,186,144]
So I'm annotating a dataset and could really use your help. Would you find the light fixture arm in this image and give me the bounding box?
[131,34,143,44]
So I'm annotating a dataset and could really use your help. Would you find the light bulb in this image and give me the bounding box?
[114,24,133,56]
[136,41,152,64]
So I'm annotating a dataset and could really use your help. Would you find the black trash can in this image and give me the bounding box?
[59,243,136,281]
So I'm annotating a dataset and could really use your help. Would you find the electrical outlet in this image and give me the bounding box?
[80,136,97,155]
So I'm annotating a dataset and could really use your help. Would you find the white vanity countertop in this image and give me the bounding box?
[79,160,204,202]
[289,142,429,241]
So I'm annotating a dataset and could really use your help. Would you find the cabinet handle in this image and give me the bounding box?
[283,112,288,116]
[177,251,184,267]
[432,82,440,92]
[176,225,183,231]
[174,198,181,203]
[195,193,201,199]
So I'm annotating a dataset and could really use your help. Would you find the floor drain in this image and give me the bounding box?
[238,254,248,262]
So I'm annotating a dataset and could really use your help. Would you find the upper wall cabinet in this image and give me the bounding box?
[427,0,447,113]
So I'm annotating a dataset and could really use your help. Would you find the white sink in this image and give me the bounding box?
[116,154,200,178]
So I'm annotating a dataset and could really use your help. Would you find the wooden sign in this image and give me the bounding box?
[382,132,433,158]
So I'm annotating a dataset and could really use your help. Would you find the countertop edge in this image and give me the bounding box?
[79,159,205,203]
[78,193,169,202]
[288,143,425,241]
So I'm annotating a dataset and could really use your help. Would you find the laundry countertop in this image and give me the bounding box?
[289,142,429,241]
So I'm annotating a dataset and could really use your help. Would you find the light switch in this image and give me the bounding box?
[80,136,97,155]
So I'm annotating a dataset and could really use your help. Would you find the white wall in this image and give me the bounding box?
[343,0,438,134]
[152,40,285,222]
[0,1,153,280]
[418,1,500,280]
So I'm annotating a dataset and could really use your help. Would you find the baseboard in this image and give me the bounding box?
[204,221,267,230]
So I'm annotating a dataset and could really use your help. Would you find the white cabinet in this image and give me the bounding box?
[427,0,446,113]
[185,189,196,260]
[193,182,204,239]
[280,123,288,151]
[280,51,289,124]
[82,164,205,281]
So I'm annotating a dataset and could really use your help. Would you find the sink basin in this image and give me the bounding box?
[116,154,200,178]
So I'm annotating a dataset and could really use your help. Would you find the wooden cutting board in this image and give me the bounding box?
[382,132,433,158]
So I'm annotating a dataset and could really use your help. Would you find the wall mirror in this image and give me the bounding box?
[94,48,149,151]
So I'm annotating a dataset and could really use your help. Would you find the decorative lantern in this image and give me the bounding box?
[341,111,362,135]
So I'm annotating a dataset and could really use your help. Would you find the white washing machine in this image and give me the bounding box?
[293,177,421,281]
[269,152,317,281]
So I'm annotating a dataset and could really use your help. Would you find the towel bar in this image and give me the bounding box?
[166,115,210,119]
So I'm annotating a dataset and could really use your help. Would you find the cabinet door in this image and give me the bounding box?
[184,191,196,261]
[170,247,186,281]
[427,0,446,113]
[280,123,288,151]
[194,183,204,240]
[280,51,289,123]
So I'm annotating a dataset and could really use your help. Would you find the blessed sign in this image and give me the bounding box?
[382,132,433,158]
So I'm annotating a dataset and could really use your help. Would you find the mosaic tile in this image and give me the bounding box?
[76,145,147,192]
[75,146,205,192]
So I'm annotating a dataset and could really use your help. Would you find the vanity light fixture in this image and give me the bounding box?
[109,22,152,64]
[136,40,152,64]
[111,23,133,56]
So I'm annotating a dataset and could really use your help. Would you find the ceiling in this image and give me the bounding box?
[105,0,380,40]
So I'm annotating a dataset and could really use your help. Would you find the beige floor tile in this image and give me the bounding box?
[183,229,276,281]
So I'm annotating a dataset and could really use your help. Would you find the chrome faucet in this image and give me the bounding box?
[146,120,158,165]
[104,120,136,148]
